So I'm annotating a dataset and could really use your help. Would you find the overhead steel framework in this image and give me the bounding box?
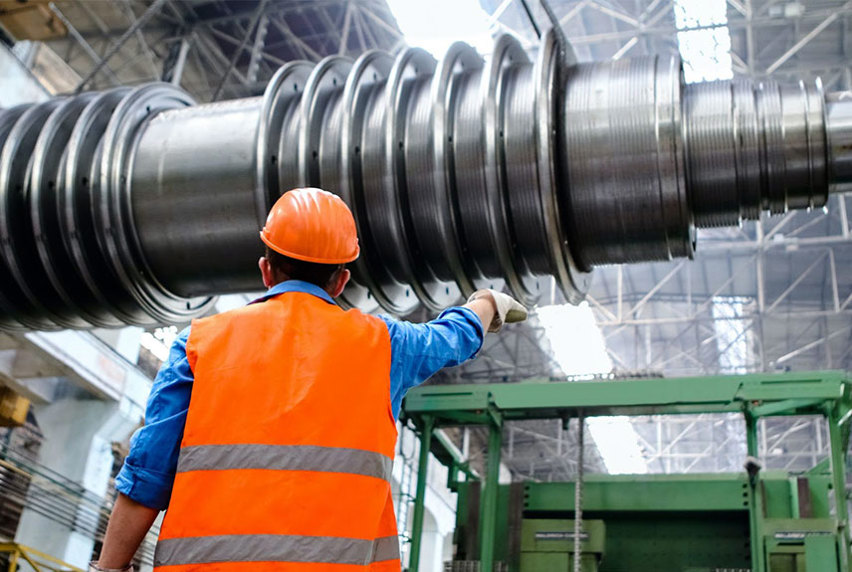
[1,26,851,329]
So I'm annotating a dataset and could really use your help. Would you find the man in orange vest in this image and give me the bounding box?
[91,187,527,571]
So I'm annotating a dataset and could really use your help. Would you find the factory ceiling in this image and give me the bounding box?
[3,0,852,481]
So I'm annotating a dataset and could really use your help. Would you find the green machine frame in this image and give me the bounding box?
[401,370,852,572]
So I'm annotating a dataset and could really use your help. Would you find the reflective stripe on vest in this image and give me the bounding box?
[155,534,400,567]
[177,443,393,482]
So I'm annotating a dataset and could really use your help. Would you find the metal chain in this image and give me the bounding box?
[573,413,584,572]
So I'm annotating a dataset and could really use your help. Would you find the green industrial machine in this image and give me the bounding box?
[401,371,852,572]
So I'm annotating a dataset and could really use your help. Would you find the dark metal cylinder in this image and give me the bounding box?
[131,97,265,298]
[826,92,852,192]
[0,31,846,330]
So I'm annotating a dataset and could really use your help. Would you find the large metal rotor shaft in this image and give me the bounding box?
[1,31,850,330]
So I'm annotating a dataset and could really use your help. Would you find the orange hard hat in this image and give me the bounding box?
[260,187,360,264]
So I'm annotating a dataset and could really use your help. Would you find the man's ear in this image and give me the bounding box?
[258,256,274,289]
[328,268,350,298]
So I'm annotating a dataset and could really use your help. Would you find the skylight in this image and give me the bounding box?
[538,303,648,474]
[711,297,754,374]
[673,0,734,83]
[385,0,494,56]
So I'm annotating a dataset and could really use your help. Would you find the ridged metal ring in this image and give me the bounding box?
[59,88,141,325]
[0,104,36,331]
[297,56,353,187]
[653,55,692,258]
[29,92,102,328]
[539,28,590,303]
[256,61,312,227]
[483,34,540,305]
[756,81,785,214]
[384,47,458,312]
[0,100,64,329]
[430,41,483,297]
[336,50,390,313]
[357,47,432,314]
[98,83,215,324]
[732,81,762,220]
[807,77,828,208]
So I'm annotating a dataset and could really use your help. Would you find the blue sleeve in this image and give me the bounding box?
[380,306,484,420]
[115,326,193,510]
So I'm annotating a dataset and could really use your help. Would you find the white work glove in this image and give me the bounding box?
[89,563,133,572]
[467,289,528,332]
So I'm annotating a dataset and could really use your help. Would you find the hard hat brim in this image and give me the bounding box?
[260,231,359,264]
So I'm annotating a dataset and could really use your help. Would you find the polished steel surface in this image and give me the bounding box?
[132,97,266,299]
[683,78,828,226]
[562,56,691,269]
[0,32,848,329]
[826,92,852,192]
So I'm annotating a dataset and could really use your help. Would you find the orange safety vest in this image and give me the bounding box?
[154,291,400,571]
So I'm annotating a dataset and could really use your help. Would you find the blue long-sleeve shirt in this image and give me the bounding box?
[116,280,484,510]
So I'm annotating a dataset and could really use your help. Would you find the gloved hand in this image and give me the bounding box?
[466,289,528,332]
[89,562,133,572]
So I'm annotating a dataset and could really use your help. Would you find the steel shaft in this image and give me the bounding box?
[1,31,851,329]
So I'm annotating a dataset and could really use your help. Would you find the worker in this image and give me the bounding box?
[90,187,527,572]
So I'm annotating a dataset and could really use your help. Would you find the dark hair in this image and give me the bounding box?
[265,247,344,289]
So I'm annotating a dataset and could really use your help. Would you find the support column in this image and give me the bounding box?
[479,417,503,572]
[745,412,766,572]
[827,410,850,571]
[408,416,433,572]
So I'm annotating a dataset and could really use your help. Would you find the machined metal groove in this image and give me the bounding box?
[0,103,39,331]
[429,41,483,298]
[540,30,589,304]
[256,62,312,230]
[297,56,351,188]
[826,92,852,189]
[98,84,215,325]
[653,54,691,259]
[0,104,33,331]
[805,79,828,208]
[30,93,99,328]
[0,32,850,330]
[337,50,389,313]
[757,82,785,214]
[60,88,139,326]
[402,47,461,311]
[484,34,540,306]
[454,60,494,280]
[684,81,741,227]
[562,56,691,268]
[358,49,418,314]
[380,47,437,311]
[732,81,761,221]
[0,100,63,330]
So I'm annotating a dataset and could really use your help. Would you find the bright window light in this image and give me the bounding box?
[673,0,733,83]
[536,302,612,379]
[140,326,178,362]
[385,0,494,56]
[585,416,649,474]
[538,303,648,474]
[711,297,754,374]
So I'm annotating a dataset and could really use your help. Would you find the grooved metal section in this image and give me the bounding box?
[562,56,691,268]
[0,32,848,330]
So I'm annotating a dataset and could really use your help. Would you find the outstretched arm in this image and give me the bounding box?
[383,289,528,419]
